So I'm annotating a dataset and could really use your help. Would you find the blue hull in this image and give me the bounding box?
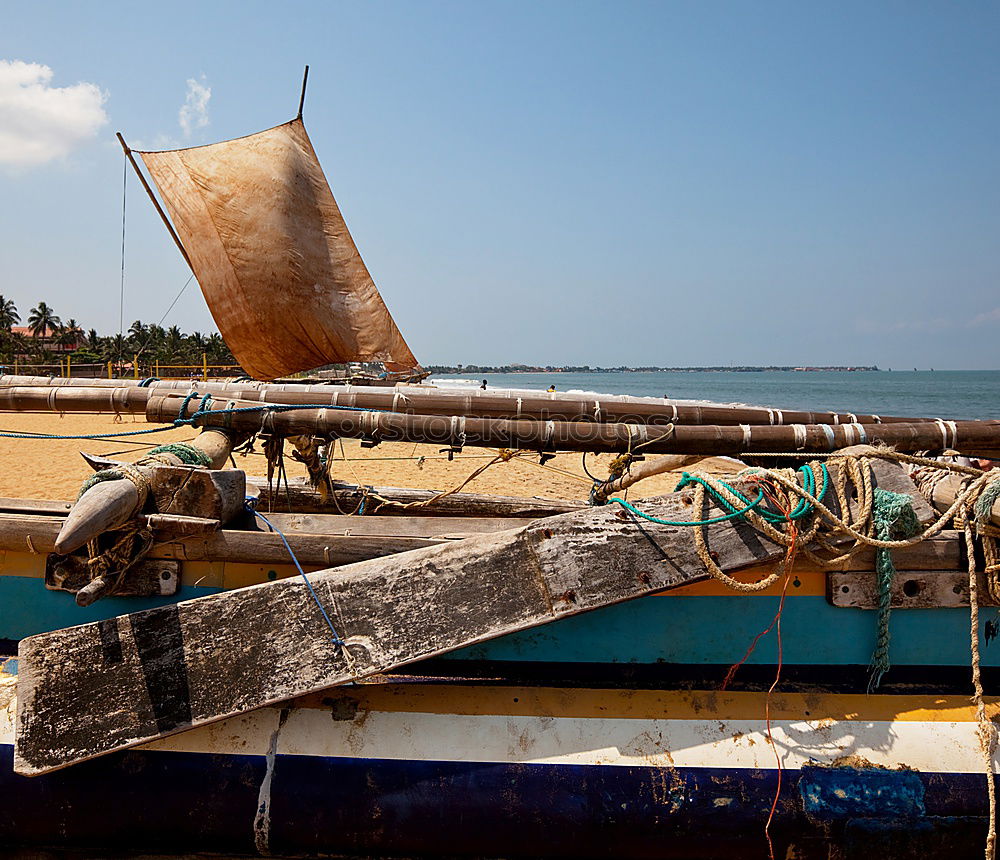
[1,744,993,859]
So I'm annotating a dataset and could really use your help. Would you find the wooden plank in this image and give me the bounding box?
[0,514,443,567]
[14,491,786,775]
[248,476,585,518]
[793,532,962,572]
[258,512,524,539]
[0,498,72,517]
[827,569,991,609]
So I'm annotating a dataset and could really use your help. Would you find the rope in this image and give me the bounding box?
[247,502,355,673]
[966,517,998,860]
[868,488,921,690]
[146,442,213,467]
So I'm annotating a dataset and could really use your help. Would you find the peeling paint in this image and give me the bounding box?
[253,707,290,855]
[799,764,925,820]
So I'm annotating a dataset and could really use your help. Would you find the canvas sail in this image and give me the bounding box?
[136,119,418,380]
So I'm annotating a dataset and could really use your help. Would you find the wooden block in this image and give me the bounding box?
[827,569,991,609]
[149,466,246,525]
[15,492,785,775]
[45,555,179,599]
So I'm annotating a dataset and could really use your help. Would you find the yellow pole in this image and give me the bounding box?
[155,359,159,378]
[66,355,71,378]
[134,354,139,380]
[202,352,208,381]
[107,360,112,379]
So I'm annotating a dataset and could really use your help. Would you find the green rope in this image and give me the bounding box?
[148,442,212,467]
[77,468,132,500]
[608,487,766,527]
[868,488,921,691]
[974,477,1000,528]
[607,464,829,528]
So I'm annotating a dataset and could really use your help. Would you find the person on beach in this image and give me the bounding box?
[547,384,556,392]
[481,379,487,390]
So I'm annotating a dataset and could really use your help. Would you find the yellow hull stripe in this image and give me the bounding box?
[293,684,1000,723]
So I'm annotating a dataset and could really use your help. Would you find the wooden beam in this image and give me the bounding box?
[15,489,788,775]
[0,514,445,566]
[248,476,585,518]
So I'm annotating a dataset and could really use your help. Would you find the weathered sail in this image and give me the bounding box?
[137,119,418,380]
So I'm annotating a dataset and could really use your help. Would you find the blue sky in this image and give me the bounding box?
[1,1,997,368]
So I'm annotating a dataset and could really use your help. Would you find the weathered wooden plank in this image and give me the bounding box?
[0,497,72,516]
[827,569,991,609]
[248,476,585,518]
[748,532,962,574]
[0,514,443,566]
[259,512,524,538]
[15,491,786,775]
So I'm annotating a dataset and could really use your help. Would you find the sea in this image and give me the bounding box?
[428,370,999,421]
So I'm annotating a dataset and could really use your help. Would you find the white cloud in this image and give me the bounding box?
[969,307,1000,327]
[0,60,108,167]
[178,76,210,137]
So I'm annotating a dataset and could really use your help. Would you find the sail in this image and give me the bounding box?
[137,119,418,380]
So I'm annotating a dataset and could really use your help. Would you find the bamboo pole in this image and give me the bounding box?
[116,133,193,271]
[297,65,310,119]
[0,376,950,428]
[144,394,1000,457]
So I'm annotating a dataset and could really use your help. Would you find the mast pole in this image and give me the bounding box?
[297,65,310,119]
[115,132,194,272]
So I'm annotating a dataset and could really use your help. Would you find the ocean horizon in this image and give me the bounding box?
[429,369,999,422]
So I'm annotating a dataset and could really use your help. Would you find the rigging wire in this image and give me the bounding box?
[118,156,128,339]
[134,273,195,361]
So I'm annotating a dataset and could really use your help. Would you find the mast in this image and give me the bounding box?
[115,133,193,271]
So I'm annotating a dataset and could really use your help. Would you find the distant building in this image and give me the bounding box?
[9,326,84,353]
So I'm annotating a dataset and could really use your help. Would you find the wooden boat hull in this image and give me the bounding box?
[3,532,998,856]
[1,661,997,858]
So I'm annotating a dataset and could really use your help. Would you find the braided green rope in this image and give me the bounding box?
[78,469,131,500]
[147,442,213,467]
[868,488,921,691]
[607,465,828,528]
[974,477,1000,528]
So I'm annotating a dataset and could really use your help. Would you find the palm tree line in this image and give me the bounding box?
[0,296,236,369]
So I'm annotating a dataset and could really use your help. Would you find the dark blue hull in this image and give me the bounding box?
[1,744,994,859]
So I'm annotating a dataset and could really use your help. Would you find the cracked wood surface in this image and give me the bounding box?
[15,489,785,776]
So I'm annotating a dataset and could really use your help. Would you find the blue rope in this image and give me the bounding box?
[246,500,346,648]
[0,425,179,440]
[137,377,160,387]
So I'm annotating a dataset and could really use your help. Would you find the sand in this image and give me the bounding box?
[0,411,740,503]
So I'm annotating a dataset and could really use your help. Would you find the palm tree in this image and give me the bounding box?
[58,318,82,349]
[104,334,128,365]
[0,295,19,330]
[87,329,101,352]
[27,302,60,339]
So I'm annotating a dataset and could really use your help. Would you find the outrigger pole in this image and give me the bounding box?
[0,379,947,428]
[141,394,1000,458]
[115,132,194,271]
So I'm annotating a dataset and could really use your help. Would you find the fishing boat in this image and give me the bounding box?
[2,72,1000,860]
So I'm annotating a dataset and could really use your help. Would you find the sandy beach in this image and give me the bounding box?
[0,410,730,503]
